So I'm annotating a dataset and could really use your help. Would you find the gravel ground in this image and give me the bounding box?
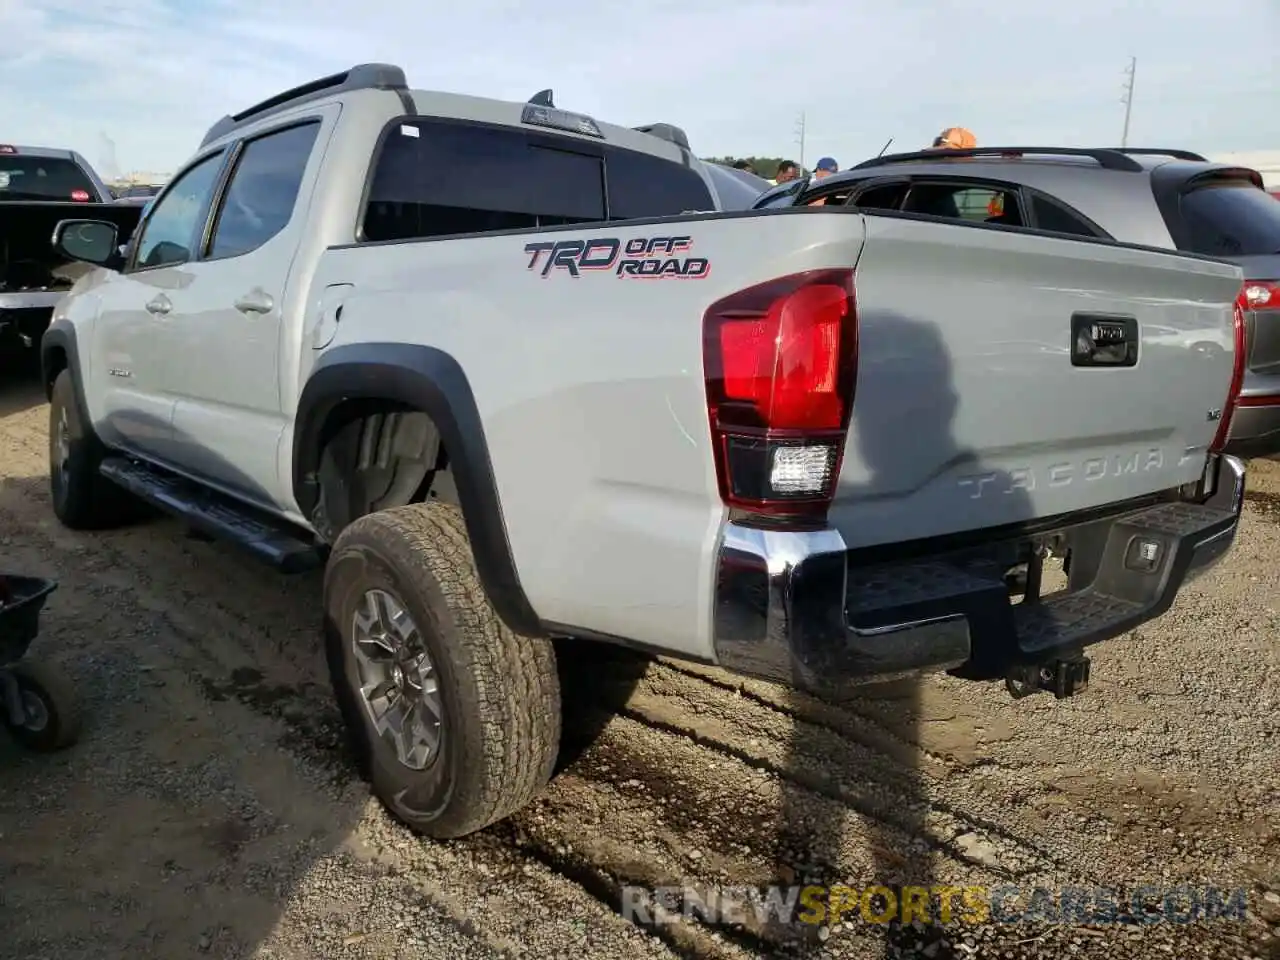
[0,364,1277,960]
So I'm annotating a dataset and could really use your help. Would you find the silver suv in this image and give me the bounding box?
[754,146,1280,459]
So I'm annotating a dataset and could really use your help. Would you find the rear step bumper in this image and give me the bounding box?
[711,455,1245,696]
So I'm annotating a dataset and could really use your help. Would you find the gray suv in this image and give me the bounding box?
[753,146,1280,459]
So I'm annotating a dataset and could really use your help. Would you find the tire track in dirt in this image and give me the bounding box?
[651,659,956,773]
[636,662,1090,882]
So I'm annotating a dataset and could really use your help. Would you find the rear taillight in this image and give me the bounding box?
[702,268,857,519]
[1210,297,1247,454]
[1239,280,1280,311]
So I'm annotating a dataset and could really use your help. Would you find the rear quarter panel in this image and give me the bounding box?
[311,211,867,658]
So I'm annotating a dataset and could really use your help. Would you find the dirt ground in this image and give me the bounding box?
[0,364,1277,960]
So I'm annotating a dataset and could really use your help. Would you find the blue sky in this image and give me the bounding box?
[0,0,1276,178]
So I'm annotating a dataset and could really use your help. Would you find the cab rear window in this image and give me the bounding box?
[1176,180,1280,256]
[0,156,97,201]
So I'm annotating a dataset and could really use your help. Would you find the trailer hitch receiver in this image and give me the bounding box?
[1005,655,1091,700]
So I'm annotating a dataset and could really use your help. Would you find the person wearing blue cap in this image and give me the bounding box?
[813,156,838,179]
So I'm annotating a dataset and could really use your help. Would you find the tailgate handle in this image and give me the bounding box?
[1071,313,1138,368]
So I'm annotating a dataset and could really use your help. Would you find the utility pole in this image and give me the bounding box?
[794,111,806,169]
[1120,56,1136,148]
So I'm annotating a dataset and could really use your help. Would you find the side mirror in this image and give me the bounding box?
[52,219,122,269]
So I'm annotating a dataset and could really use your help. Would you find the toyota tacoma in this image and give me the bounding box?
[40,64,1248,839]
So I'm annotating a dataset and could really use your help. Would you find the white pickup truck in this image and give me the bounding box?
[41,64,1248,839]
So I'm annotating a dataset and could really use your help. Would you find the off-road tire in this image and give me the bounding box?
[3,659,82,752]
[323,501,560,839]
[48,369,141,529]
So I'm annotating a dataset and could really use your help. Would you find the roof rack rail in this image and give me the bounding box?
[200,63,408,148]
[633,123,691,152]
[852,146,1145,173]
[1106,147,1209,162]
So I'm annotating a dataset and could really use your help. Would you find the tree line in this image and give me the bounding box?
[702,156,796,178]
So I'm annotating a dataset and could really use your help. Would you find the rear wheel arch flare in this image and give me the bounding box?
[294,343,542,636]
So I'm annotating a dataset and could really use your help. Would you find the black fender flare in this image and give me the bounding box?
[40,319,92,419]
[293,342,542,637]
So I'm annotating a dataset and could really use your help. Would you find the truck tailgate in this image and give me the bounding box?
[830,215,1242,549]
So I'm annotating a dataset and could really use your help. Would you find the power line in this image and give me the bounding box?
[794,111,806,169]
[1120,56,1136,148]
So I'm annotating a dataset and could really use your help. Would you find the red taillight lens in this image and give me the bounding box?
[703,269,857,518]
[70,189,90,202]
[1210,298,1247,454]
[1239,280,1280,312]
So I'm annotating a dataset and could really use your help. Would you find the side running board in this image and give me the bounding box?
[99,457,324,574]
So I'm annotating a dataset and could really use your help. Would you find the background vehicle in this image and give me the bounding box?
[117,184,162,199]
[753,146,1280,459]
[707,161,771,197]
[112,184,162,207]
[0,144,140,364]
[42,65,1247,841]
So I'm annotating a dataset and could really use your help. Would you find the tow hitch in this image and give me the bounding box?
[1005,655,1091,700]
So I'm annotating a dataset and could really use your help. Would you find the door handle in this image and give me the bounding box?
[145,295,171,316]
[234,290,274,315]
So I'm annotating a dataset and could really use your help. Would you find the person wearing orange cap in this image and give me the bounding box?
[930,127,977,150]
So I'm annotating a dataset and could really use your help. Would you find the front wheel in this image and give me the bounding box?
[2,659,81,751]
[48,369,141,530]
[323,501,561,839]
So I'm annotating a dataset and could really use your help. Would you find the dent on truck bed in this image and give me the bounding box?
[294,342,541,636]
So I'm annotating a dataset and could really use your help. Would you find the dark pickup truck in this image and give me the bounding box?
[0,144,141,362]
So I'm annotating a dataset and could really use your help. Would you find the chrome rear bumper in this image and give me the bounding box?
[711,455,1245,695]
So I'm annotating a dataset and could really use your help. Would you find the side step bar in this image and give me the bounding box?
[99,457,324,574]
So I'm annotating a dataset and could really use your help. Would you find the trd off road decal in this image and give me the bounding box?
[523,235,709,279]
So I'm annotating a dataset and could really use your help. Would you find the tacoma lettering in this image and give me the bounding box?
[958,449,1165,498]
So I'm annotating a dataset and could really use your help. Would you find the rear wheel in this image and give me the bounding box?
[48,369,141,529]
[323,501,561,838]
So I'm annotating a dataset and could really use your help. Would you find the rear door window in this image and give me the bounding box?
[850,181,908,211]
[901,182,1024,226]
[207,121,320,260]
[1028,193,1107,238]
[1178,181,1280,256]
[362,119,714,242]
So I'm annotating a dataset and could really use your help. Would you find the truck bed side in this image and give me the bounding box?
[306,211,865,657]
